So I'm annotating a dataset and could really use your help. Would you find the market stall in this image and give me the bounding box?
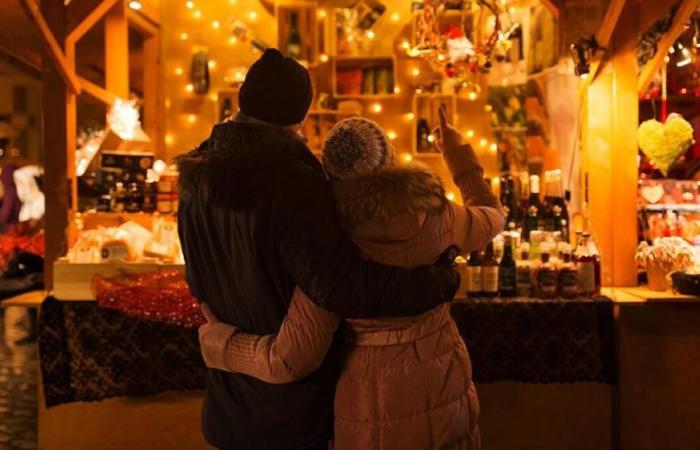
[11,0,700,449]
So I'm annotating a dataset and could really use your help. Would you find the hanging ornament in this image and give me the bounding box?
[637,113,695,176]
[408,0,504,85]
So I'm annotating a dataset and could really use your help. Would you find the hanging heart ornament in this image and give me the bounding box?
[638,113,695,176]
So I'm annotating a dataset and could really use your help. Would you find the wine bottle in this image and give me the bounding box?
[515,243,532,297]
[558,246,579,298]
[466,250,482,298]
[573,232,601,297]
[417,118,431,153]
[357,0,386,30]
[482,242,499,298]
[535,252,557,299]
[286,12,303,60]
[528,174,544,230]
[498,236,516,297]
[500,174,520,230]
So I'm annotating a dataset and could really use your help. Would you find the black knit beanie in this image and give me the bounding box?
[238,49,313,126]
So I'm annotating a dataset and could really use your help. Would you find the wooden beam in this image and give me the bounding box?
[17,0,81,94]
[127,8,159,36]
[637,0,700,94]
[576,0,628,98]
[78,75,119,105]
[105,0,130,98]
[66,0,119,45]
[583,0,640,287]
[41,0,71,290]
[0,43,41,78]
[142,32,164,157]
[540,0,560,19]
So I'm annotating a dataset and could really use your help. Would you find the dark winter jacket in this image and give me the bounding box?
[176,120,459,450]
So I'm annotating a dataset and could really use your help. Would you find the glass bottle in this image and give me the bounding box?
[466,250,482,298]
[515,243,532,297]
[501,174,520,230]
[498,236,516,297]
[558,247,579,298]
[535,252,558,298]
[529,174,546,230]
[552,205,569,243]
[286,12,303,60]
[481,242,499,298]
[522,205,539,242]
[573,232,601,296]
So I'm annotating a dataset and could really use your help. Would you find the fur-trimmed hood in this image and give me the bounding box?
[333,164,448,233]
[176,120,319,208]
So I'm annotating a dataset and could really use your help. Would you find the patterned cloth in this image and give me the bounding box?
[39,296,616,407]
[39,297,205,408]
[452,297,616,384]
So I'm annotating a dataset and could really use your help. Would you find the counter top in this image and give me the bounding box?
[602,286,700,303]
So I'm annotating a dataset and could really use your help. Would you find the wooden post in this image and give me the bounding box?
[105,0,130,98]
[41,0,70,289]
[583,0,639,287]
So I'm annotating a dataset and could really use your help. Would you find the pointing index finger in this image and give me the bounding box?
[439,104,448,136]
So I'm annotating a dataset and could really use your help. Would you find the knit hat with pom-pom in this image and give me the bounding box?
[322,117,396,180]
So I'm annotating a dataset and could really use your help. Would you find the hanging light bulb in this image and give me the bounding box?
[391,12,400,22]
[371,103,383,113]
[212,20,221,30]
[174,67,184,76]
[401,153,413,163]
[128,1,142,10]
[387,131,397,140]
[186,1,194,9]
[317,9,327,19]
[465,129,475,140]
[180,32,189,41]
[194,10,202,18]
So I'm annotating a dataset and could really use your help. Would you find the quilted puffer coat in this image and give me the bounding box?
[202,143,504,449]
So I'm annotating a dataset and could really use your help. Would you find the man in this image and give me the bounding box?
[177,49,458,450]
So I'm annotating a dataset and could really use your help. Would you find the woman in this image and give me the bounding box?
[200,108,504,449]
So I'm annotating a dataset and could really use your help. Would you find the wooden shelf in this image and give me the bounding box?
[333,56,396,97]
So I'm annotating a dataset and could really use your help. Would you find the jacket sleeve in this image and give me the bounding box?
[451,165,505,253]
[278,170,459,319]
[218,287,341,384]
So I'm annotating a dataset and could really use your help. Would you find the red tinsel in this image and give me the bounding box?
[92,270,205,328]
[0,223,45,271]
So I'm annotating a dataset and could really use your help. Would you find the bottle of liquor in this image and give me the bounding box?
[466,250,482,298]
[573,232,601,297]
[190,50,210,95]
[552,205,569,243]
[535,251,558,298]
[417,118,431,153]
[515,243,532,297]
[498,236,516,297]
[286,12,303,60]
[547,170,570,237]
[220,98,233,122]
[357,0,386,30]
[522,205,539,242]
[500,174,520,230]
[482,243,499,298]
[558,246,579,298]
[528,174,544,229]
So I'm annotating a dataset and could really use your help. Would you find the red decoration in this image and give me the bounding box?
[0,223,45,271]
[93,271,204,328]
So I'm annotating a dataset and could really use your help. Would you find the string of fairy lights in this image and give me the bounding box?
[153,0,500,188]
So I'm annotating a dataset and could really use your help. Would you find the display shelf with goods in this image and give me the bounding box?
[332,56,398,98]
